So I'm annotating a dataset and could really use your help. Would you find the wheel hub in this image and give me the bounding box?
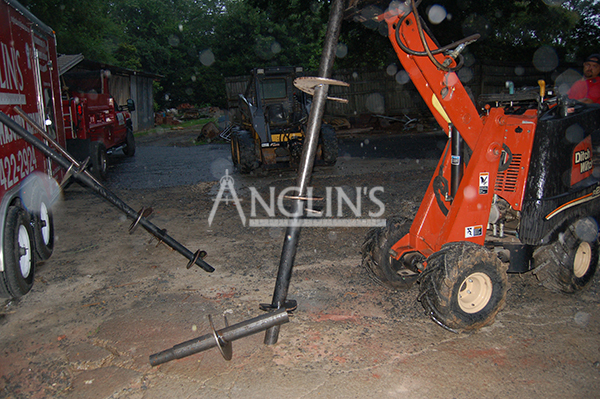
[458,272,493,314]
[573,241,592,278]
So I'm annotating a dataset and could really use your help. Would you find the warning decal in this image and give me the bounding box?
[479,172,489,194]
[465,225,484,238]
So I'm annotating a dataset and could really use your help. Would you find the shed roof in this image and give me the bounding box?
[57,55,163,80]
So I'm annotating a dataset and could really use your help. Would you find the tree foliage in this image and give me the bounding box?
[20,0,600,110]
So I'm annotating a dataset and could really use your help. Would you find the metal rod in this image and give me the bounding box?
[149,308,289,366]
[0,111,214,272]
[264,0,344,345]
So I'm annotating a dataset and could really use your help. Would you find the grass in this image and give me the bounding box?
[134,117,216,137]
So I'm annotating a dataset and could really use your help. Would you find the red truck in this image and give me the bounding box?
[61,69,136,180]
[0,0,136,298]
[0,0,65,298]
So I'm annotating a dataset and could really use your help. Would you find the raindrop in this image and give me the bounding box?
[185,88,193,96]
[210,159,234,180]
[352,72,359,79]
[386,64,398,76]
[191,75,197,82]
[428,5,447,24]
[164,94,170,101]
[200,49,215,66]
[178,24,184,32]
[532,46,558,72]
[327,231,338,241]
[20,172,61,214]
[364,139,370,145]
[271,41,282,54]
[336,43,348,58]
[574,217,598,243]
[565,124,584,143]
[365,93,385,114]
[395,70,410,85]
[457,67,473,83]
[168,34,180,47]
[574,311,590,327]
[514,66,525,76]
[387,1,409,16]
[463,186,477,200]
[463,52,476,67]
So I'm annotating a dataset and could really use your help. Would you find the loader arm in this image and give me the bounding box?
[356,1,522,259]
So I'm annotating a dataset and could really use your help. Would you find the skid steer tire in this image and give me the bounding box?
[418,242,509,332]
[321,124,338,166]
[532,219,599,293]
[361,217,420,289]
[234,131,259,173]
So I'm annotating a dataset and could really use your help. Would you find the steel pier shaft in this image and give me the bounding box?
[150,308,289,366]
[263,0,344,345]
[0,111,214,272]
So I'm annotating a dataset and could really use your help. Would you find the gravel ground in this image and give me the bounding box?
[1,126,599,398]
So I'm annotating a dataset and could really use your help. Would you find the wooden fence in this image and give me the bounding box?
[225,61,579,120]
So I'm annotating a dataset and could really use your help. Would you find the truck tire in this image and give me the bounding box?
[532,219,599,293]
[418,242,509,332]
[0,206,35,298]
[321,124,338,166]
[123,128,136,157]
[32,196,54,261]
[234,130,259,173]
[90,141,108,180]
[361,216,421,289]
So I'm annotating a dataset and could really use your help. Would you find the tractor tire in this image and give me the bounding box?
[90,141,108,180]
[234,130,259,173]
[418,242,509,332]
[532,218,599,293]
[0,206,35,298]
[321,124,338,166]
[31,192,54,261]
[123,128,136,157]
[361,216,421,289]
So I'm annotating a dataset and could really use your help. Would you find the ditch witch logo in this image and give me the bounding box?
[208,170,386,227]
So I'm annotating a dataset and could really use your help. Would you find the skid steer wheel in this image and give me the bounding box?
[361,217,421,289]
[233,130,259,173]
[0,206,35,298]
[418,242,509,332]
[532,218,599,293]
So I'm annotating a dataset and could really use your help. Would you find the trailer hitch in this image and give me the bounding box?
[0,110,214,273]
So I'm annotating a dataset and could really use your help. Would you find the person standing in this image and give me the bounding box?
[568,54,600,104]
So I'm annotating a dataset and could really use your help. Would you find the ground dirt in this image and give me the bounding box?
[1,125,599,398]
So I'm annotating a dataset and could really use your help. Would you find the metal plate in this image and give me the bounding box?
[293,77,349,103]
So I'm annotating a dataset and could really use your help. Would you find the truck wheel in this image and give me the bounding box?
[0,206,35,298]
[90,141,108,180]
[418,242,509,332]
[361,217,420,289]
[32,197,54,261]
[235,131,259,173]
[123,128,136,157]
[532,219,599,293]
[321,124,338,166]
